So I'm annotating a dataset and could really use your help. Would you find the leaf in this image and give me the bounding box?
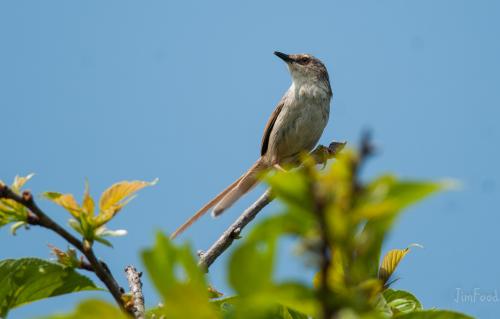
[95,227,127,237]
[82,181,95,217]
[270,283,317,317]
[10,221,27,235]
[265,170,313,213]
[96,179,158,226]
[248,212,315,241]
[353,178,445,279]
[141,232,218,319]
[279,306,310,319]
[379,248,409,284]
[145,305,168,318]
[43,192,82,218]
[49,246,81,269]
[0,174,35,229]
[12,174,35,192]
[394,310,473,319]
[228,237,275,296]
[383,289,422,314]
[141,232,182,298]
[68,218,84,236]
[386,180,447,210]
[94,236,113,248]
[379,245,421,285]
[208,286,224,299]
[36,299,128,319]
[0,258,100,317]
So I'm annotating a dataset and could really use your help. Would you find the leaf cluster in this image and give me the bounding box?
[0,148,473,319]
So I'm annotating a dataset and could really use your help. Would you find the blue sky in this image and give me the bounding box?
[1,1,499,318]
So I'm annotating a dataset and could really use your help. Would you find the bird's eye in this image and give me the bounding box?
[299,57,309,64]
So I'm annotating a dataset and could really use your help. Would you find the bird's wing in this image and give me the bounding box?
[261,96,286,156]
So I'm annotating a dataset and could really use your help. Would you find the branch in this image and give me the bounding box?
[198,140,346,271]
[198,189,272,270]
[0,184,130,315]
[125,266,145,319]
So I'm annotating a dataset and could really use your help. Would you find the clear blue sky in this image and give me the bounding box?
[1,1,499,318]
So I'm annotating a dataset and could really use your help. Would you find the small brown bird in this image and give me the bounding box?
[171,51,332,239]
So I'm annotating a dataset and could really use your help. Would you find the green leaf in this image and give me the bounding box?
[141,232,218,319]
[386,179,455,210]
[141,232,176,299]
[93,236,113,248]
[208,285,224,299]
[383,289,422,314]
[68,218,84,236]
[35,299,127,319]
[270,283,317,317]
[279,306,310,319]
[394,310,473,319]
[353,178,445,279]
[228,237,275,296]
[0,258,100,317]
[248,210,316,242]
[266,170,313,213]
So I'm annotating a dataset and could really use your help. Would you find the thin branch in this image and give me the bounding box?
[125,266,146,319]
[198,140,346,271]
[198,189,272,270]
[0,184,130,315]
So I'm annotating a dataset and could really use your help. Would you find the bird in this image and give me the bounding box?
[170,51,332,239]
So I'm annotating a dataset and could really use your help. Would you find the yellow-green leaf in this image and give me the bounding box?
[96,179,157,226]
[395,310,473,319]
[12,174,34,192]
[379,245,421,284]
[352,201,398,221]
[82,181,95,216]
[0,174,34,228]
[43,192,82,218]
[37,299,128,319]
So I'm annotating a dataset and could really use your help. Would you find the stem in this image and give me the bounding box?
[125,266,145,319]
[0,185,131,315]
[198,190,272,270]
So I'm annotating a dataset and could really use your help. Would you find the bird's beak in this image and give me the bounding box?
[274,51,293,63]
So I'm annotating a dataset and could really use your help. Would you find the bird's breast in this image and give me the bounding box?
[267,89,330,163]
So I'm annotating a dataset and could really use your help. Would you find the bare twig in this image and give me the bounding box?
[125,266,145,319]
[198,189,273,270]
[198,141,346,271]
[0,184,130,315]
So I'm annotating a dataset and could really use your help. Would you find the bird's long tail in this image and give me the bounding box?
[212,158,266,217]
[170,158,266,239]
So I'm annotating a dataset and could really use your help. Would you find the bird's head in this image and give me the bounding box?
[274,51,331,94]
